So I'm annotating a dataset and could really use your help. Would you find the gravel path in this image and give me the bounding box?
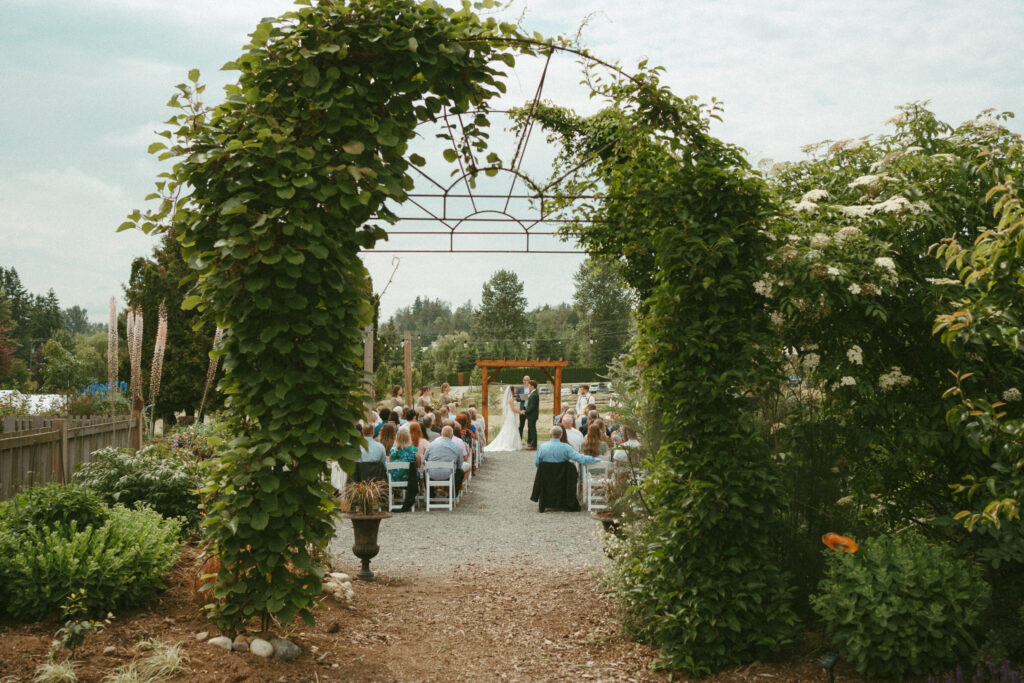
[329,448,607,576]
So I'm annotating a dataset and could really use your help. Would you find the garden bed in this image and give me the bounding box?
[0,551,884,683]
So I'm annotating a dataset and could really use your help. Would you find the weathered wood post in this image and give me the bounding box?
[403,330,412,409]
[130,394,144,451]
[480,363,489,436]
[363,323,375,418]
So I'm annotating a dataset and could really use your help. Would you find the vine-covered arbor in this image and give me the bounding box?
[129,0,794,673]
[475,358,568,432]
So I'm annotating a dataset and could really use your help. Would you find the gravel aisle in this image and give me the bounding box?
[329,448,607,576]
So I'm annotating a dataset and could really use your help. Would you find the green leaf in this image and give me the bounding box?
[302,65,320,87]
[408,37,418,51]
[276,186,296,199]
[182,295,202,310]
[409,153,427,166]
[250,510,269,530]
[443,148,458,162]
[342,141,365,155]
[188,68,200,83]
[147,142,166,154]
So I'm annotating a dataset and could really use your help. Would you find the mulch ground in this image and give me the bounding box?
[0,558,874,682]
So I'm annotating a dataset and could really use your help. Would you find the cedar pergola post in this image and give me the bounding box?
[475,358,569,440]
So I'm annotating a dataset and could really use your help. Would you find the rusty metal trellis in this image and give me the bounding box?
[365,46,627,255]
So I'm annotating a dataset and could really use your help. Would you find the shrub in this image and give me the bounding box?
[0,482,109,535]
[72,446,200,527]
[0,505,182,621]
[167,421,221,461]
[811,533,991,678]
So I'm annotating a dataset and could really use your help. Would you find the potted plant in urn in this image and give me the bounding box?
[340,480,390,581]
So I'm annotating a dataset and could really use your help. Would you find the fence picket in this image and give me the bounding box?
[0,415,132,500]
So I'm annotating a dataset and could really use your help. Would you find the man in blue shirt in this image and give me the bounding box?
[358,423,387,463]
[535,426,600,468]
[424,425,466,493]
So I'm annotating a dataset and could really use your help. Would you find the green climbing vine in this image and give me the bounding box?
[534,79,798,673]
[125,0,527,631]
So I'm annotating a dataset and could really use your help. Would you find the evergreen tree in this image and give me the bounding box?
[473,269,529,359]
[572,258,635,369]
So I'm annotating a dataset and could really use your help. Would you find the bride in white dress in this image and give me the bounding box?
[484,385,523,452]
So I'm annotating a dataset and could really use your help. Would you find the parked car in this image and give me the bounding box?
[538,385,552,395]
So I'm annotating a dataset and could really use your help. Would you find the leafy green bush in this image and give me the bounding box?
[167,421,222,461]
[0,482,109,534]
[72,446,200,528]
[0,505,182,621]
[811,533,990,678]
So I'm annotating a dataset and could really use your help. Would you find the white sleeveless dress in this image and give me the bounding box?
[485,390,523,452]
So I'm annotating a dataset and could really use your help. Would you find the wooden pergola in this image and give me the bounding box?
[476,358,569,437]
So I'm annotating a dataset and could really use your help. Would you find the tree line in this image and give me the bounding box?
[371,259,635,394]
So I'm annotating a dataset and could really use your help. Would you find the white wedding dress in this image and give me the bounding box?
[484,387,523,452]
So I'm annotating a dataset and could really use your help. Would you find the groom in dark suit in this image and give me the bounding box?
[521,380,540,449]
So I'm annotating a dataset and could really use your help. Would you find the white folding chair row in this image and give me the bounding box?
[424,461,456,511]
[583,461,614,512]
[386,461,415,512]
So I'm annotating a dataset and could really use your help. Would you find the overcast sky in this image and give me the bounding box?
[2,0,1022,322]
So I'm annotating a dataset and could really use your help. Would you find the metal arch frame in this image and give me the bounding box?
[366,42,633,255]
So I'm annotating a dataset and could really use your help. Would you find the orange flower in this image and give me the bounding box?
[822,532,859,554]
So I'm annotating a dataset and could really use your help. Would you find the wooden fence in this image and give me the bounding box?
[0,415,132,501]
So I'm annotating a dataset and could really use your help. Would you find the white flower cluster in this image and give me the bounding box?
[904,146,923,154]
[770,311,785,327]
[790,200,819,213]
[802,352,821,373]
[848,174,890,190]
[802,188,830,202]
[874,256,898,285]
[840,376,857,387]
[753,274,775,298]
[827,266,841,277]
[931,153,957,163]
[836,226,862,243]
[837,204,874,218]
[886,112,908,126]
[835,196,931,219]
[1003,388,1022,403]
[848,283,862,295]
[846,345,863,365]
[925,277,961,286]
[879,366,912,391]
[810,232,831,248]
[874,257,896,271]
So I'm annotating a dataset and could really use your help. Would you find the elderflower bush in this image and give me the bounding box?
[757,102,1024,604]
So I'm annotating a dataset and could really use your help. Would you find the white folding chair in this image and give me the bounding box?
[424,461,455,511]
[386,461,414,512]
[584,461,612,511]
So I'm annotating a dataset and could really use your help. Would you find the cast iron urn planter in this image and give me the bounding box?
[344,512,390,581]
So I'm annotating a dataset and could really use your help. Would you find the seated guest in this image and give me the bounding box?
[424,425,466,494]
[403,407,417,423]
[612,426,642,464]
[409,421,430,464]
[388,426,420,512]
[560,414,585,452]
[359,423,387,463]
[445,419,471,466]
[374,408,391,437]
[423,414,441,441]
[530,426,600,512]
[535,426,600,468]
[416,385,434,411]
[581,419,610,459]
[580,408,599,436]
[378,422,397,457]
